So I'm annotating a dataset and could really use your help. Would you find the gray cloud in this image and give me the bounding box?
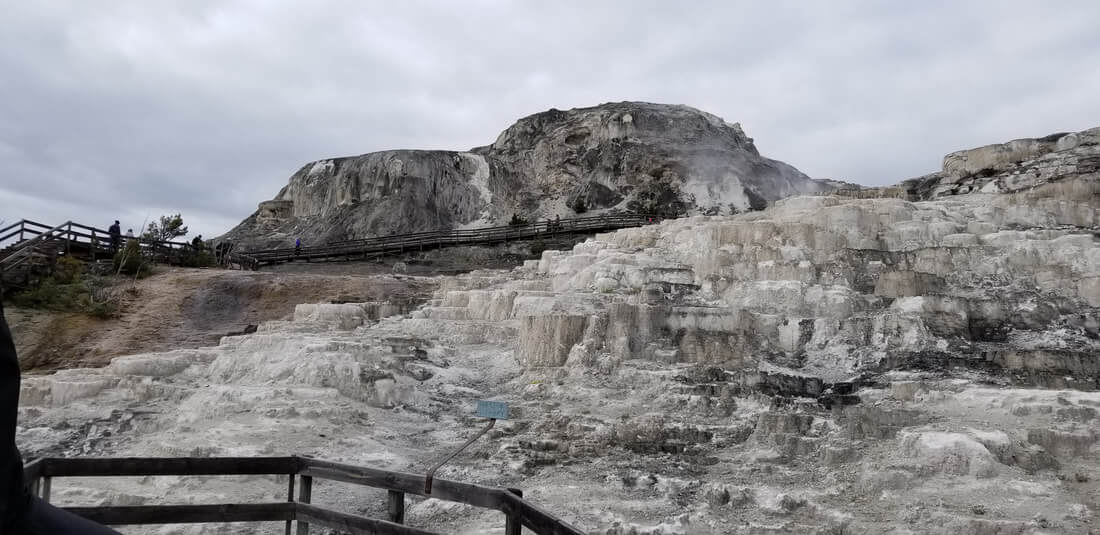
[2,0,1099,237]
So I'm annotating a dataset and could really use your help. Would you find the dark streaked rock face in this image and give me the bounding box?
[220,102,830,249]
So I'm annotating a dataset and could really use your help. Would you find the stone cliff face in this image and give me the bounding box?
[221,102,828,248]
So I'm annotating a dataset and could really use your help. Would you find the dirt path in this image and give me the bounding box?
[7,267,436,371]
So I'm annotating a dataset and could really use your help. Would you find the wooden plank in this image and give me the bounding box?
[498,493,587,535]
[20,219,53,230]
[22,458,44,482]
[0,220,23,236]
[387,490,404,524]
[504,488,522,535]
[296,504,438,535]
[296,475,312,535]
[286,474,296,535]
[298,458,508,511]
[39,456,300,478]
[64,502,295,525]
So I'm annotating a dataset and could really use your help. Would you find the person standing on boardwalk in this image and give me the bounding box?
[295,238,301,256]
[108,220,121,253]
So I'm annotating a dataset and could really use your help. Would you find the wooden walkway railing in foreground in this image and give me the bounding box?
[22,456,584,535]
[244,213,662,266]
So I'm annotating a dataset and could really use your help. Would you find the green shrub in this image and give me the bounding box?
[81,279,120,319]
[11,258,121,318]
[11,279,70,309]
[509,213,529,226]
[54,256,84,284]
[179,250,216,268]
[113,240,152,277]
[12,276,120,318]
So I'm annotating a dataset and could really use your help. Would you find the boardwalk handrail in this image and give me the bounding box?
[245,213,662,266]
[0,220,73,272]
[1,219,258,271]
[23,455,585,535]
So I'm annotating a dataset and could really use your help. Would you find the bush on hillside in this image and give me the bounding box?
[10,259,120,318]
[54,256,84,284]
[113,240,152,278]
[179,249,216,268]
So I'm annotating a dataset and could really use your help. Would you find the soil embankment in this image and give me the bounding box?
[7,267,436,371]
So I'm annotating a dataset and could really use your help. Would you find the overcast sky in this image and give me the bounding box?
[2,1,1098,239]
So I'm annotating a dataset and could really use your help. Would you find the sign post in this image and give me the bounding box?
[424,400,510,494]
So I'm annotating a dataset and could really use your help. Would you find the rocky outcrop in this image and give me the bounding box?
[220,102,829,248]
[903,126,1100,201]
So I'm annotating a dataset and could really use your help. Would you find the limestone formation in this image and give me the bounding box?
[13,125,1100,533]
[221,102,830,248]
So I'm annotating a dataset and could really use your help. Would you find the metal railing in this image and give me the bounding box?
[245,213,662,265]
[22,456,583,535]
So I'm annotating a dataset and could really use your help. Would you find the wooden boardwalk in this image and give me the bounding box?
[1,213,663,282]
[245,213,661,266]
[0,219,257,290]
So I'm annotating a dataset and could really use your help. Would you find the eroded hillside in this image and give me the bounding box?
[8,268,435,371]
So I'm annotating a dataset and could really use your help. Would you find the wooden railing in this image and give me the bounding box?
[0,219,257,270]
[245,213,662,265]
[0,220,72,273]
[22,456,584,535]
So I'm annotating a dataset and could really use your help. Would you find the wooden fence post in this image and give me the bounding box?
[505,488,522,535]
[285,474,296,535]
[387,490,405,524]
[296,475,312,535]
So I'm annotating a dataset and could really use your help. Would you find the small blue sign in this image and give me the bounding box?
[477,400,510,420]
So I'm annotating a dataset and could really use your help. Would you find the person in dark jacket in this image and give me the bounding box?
[0,296,27,532]
[1,298,120,533]
[107,221,121,253]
